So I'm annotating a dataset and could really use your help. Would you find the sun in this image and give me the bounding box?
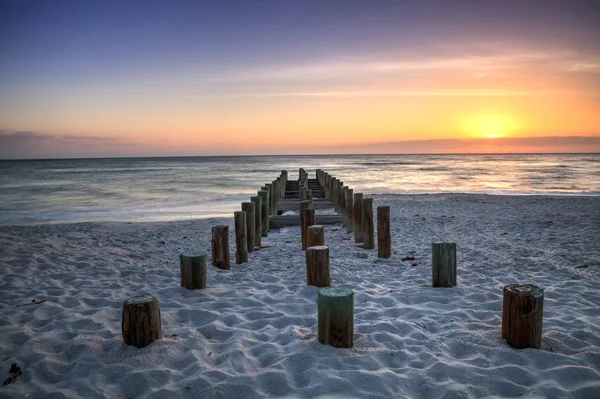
[463,114,519,139]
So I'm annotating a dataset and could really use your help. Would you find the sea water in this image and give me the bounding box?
[1,154,598,225]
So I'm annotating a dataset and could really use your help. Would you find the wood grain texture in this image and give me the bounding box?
[431,243,456,287]
[258,190,269,236]
[318,287,354,348]
[211,225,230,270]
[180,251,207,289]
[502,284,544,349]
[122,294,162,348]
[353,193,363,243]
[305,245,331,287]
[241,202,255,253]
[250,196,262,247]
[234,211,248,264]
[361,198,375,249]
[377,206,391,258]
[307,225,325,247]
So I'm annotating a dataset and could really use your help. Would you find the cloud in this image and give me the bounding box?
[0,131,138,159]
[2,130,598,158]
[212,49,600,84]
[328,136,600,154]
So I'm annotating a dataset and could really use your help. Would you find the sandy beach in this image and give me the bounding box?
[1,194,599,398]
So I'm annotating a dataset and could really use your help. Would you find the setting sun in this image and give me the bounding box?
[463,114,520,139]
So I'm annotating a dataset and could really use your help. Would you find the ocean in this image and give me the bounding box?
[1,154,599,225]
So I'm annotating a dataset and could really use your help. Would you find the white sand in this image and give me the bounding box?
[1,194,599,398]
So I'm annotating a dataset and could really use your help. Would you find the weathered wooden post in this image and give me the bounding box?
[122,294,162,348]
[307,225,325,247]
[234,211,248,264]
[431,243,456,287]
[241,202,256,253]
[211,225,230,270]
[353,193,363,243]
[299,200,313,249]
[502,284,544,349]
[341,186,348,228]
[250,196,262,248]
[332,180,339,211]
[318,287,354,348]
[346,188,354,233]
[265,183,273,215]
[301,208,316,250]
[180,251,207,289]
[306,245,331,287]
[361,198,375,249]
[258,190,269,235]
[305,189,312,201]
[377,206,391,258]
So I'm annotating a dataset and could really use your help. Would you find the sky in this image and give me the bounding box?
[1,0,599,158]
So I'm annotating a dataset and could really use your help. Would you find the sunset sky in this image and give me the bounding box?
[1,0,599,158]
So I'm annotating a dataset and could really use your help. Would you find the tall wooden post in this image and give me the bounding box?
[341,186,348,228]
[346,188,354,233]
[258,190,269,235]
[353,193,363,243]
[377,206,391,258]
[307,225,325,247]
[361,198,375,249]
[122,295,162,348]
[318,288,353,348]
[211,225,230,270]
[241,202,255,253]
[305,245,331,287]
[265,183,273,215]
[301,208,316,250]
[180,251,207,289]
[502,284,544,349]
[432,243,456,287]
[234,211,248,264]
[300,200,313,249]
[250,196,262,248]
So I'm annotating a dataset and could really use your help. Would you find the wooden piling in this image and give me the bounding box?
[301,208,316,250]
[211,225,230,270]
[122,294,162,348]
[306,245,331,287]
[265,183,273,215]
[377,206,391,258]
[318,287,353,348]
[307,225,325,247]
[258,190,269,235]
[180,251,207,289]
[299,200,313,249]
[234,211,248,264]
[502,284,544,349]
[241,202,256,253]
[341,186,348,227]
[353,193,363,243]
[432,243,456,287]
[346,188,354,233]
[361,198,375,249]
[250,196,262,248]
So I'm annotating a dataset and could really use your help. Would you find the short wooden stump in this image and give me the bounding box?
[502,284,544,349]
[432,242,456,287]
[318,287,354,348]
[122,294,162,348]
[180,251,207,289]
[306,245,331,287]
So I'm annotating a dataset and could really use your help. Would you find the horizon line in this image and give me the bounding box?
[2,151,599,162]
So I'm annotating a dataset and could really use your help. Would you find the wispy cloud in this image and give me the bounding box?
[212,49,600,83]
